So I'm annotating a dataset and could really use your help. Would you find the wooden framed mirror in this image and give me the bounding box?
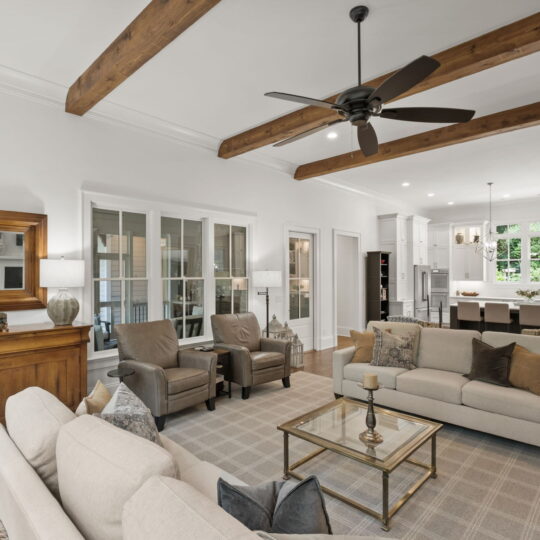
[0,210,47,311]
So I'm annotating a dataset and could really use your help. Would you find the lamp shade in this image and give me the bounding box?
[40,258,85,288]
[252,270,282,288]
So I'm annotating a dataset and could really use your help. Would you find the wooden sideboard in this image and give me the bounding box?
[0,322,91,423]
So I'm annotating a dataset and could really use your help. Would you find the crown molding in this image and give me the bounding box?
[0,63,413,209]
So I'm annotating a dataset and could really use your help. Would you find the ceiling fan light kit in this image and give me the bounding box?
[265,5,476,156]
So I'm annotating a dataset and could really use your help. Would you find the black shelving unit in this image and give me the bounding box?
[366,251,391,322]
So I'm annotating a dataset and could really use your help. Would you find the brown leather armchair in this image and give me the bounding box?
[210,312,292,399]
[116,320,217,431]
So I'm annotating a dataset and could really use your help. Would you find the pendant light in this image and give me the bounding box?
[475,182,497,262]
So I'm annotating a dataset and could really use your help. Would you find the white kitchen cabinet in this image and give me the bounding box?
[452,244,485,281]
[451,223,486,281]
[408,216,430,266]
[428,224,451,269]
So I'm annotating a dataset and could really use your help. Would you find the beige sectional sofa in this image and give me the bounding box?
[333,322,540,447]
[0,387,387,540]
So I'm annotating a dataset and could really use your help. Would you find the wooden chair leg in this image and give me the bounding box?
[205,398,215,411]
[154,416,166,432]
[282,376,290,388]
[242,387,251,400]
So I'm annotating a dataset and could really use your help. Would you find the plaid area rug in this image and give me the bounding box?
[164,371,540,539]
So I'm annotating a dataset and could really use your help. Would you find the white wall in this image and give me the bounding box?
[426,199,540,298]
[336,235,359,336]
[0,90,418,389]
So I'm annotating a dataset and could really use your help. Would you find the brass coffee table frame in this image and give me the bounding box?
[278,398,442,531]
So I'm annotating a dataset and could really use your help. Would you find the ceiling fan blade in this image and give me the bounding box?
[369,55,440,104]
[265,92,343,111]
[380,107,475,123]
[273,120,343,147]
[356,123,378,156]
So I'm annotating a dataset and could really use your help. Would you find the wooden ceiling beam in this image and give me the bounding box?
[66,0,221,116]
[218,12,540,159]
[293,101,540,180]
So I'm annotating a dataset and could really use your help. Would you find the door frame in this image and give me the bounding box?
[333,229,362,347]
[284,224,321,351]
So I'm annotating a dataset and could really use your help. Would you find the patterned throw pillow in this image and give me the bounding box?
[98,383,162,446]
[370,327,415,369]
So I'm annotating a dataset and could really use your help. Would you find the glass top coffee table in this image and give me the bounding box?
[278,397,442,531]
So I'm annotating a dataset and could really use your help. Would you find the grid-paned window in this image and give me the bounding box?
[161,217,204,338]
[530,222,540,283]
[92,208,147,351]
[214,224,248,314]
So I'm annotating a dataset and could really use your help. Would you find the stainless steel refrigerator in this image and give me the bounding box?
[414,265,431,321]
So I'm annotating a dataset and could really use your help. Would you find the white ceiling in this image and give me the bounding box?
[0,0,539,208]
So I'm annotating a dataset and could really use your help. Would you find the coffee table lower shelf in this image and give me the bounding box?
[282,433,437,531]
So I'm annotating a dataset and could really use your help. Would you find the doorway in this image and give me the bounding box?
[288,232,315,351]
[334,230,362,345]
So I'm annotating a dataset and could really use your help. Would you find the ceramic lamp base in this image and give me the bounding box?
[47,288,79,326]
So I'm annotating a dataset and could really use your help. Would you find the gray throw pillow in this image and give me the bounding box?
[98,383,162,446]
[371,327,415,369]
[217,475,332,534]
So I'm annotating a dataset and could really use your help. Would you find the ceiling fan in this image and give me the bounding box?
[265,5,475,156]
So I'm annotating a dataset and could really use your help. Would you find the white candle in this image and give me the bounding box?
[363,373,378,390]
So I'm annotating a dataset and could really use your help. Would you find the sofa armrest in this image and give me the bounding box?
[214,344,253,387]
[332,346,355,395]
[118,360,168,417]
[260,338,292,376]
[178,350,217,398]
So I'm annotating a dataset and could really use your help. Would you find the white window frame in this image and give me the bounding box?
[82,191,255,360]
[492,220,540,286]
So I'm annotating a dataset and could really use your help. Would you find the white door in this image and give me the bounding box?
[288,233,314,351]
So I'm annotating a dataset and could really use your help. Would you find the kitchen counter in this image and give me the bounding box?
[449,295,521,303]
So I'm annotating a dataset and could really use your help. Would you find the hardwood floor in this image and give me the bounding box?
[294,336,352,378]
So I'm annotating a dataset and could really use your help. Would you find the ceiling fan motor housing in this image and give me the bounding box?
[336,85,376,123]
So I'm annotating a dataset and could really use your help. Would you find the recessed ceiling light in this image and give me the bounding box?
[402,182,410,187]
[427,193,435,197]
[326,131,338,140]
[503,194,510,198]
[448,201,454,205]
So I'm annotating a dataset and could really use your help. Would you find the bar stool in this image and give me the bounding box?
[484,302,512,332]
[457,301,483,331]
[519,304,540,333]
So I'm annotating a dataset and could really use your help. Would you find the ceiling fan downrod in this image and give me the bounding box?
[349,6,369,86]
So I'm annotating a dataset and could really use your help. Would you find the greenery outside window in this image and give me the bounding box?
[530,222,540,282]
[92,208,148,352]
[161,217,204,339]
[214,224,248,314]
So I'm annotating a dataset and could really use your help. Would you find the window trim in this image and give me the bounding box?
[492,219,540,286]
[83,191,255,360]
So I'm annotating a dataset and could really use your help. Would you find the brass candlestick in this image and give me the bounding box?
[359,386,383,445]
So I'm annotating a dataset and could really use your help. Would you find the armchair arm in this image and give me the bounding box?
[178,350,217,399]
[332,346,355,395]
[118,360,168,417]
[214,344,253,387]
[260,338,292,376]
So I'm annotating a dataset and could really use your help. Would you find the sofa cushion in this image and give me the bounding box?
[417,328,480,374]
[99,383,162,445]
[371,328,415,369]
[166,367,209,394]
[343,363,408,390]
[180,460,246,502]
[509,345,540,396]
[350,330,375,363]
[367,321,421,360]
[251,351,284,370]
[465,339,515,387]
[5,387,75,498]
[160,434,201,477]
[122,476,258,540]
[56,415,176,540]
[396,368,469,405]
[482,331,540,354]
[462,380,540,423]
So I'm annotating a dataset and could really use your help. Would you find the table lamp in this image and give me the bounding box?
[252,270,282,337]
[40,258,85,326]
